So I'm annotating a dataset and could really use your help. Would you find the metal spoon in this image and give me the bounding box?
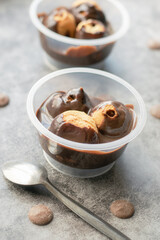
[2,161,130,240]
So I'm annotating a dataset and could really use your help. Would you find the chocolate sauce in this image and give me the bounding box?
[36,88,135,169]
[39,31,114,65]
[39,135,127,169]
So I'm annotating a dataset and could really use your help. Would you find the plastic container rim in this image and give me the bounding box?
[26,68,147,151]
[29,0,130,46]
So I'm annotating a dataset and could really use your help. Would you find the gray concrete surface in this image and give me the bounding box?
[1,0,160,239]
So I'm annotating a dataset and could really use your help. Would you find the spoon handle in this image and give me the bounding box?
[43,180,130,240]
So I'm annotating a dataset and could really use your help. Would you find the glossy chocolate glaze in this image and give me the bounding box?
[42,7,76,38]
[75,19,106,39]
[49,111,99,144]
[37,88,135,169]
[42,7,69,32]
[45,88,92,118]
[76,30,105,39]
[42,11,57,32]
[71,2,106,25]
[90,101,134,139]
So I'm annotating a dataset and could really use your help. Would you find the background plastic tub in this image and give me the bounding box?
[29,0,130,68]
[27,68,146,178]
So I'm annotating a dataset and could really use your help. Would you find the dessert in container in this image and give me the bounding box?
[27,68,146,178]
[29,0,130,68]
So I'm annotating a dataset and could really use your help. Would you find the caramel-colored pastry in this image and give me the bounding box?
[76,19,106,39]
[49,110,99,143]
[42,7,76,38]
[90,101,133,137]
[46,88,92,118]
[71,0,106,25]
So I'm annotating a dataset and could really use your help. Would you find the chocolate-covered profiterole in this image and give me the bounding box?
[38,0,114,65]
[46,87,92,118]
[90,101,134,138]
[49,110,99,143]
[36,88,135,169]
[42,7,76,38]
[71,0,106,25]
[76,19,106,39]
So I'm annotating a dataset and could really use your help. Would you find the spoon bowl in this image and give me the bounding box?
[2,161,47,186]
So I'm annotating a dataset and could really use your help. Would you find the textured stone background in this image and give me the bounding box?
[1,0,160,239]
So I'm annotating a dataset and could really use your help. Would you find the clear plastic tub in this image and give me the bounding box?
[29,0,130,68]
[27,68,146,178]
